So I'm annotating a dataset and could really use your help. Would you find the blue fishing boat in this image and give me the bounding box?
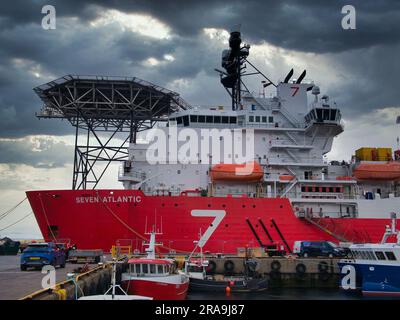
[339,213,400,297]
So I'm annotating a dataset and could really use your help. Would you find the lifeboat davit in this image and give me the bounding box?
[352,162,400,180]
[210,161,264,182]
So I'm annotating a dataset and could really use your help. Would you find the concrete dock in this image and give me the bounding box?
[0,255,97,300]
[1,253,343,300]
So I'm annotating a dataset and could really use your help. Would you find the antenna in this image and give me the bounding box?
[219,28,249,110]
[216,28,277,108]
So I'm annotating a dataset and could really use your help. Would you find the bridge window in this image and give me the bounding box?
[316,109,323,122]
[374,251,386,260]
[206,116,213,123]
[230,117,237,124]
[190,115,197,122]
[150,264,156,274]
[255,116,260,123]
[268,116,274,123]
[262,116,267,123]
[214,116,221,123]
[385,251,397,261]
[323,109,329,121]
[198,115,205,123]
[157,265,163,274]
[142,264,149,273]
[222,116,229,124]
[177,117,182,124]
[330,110,337,121]
[249,116,254,122]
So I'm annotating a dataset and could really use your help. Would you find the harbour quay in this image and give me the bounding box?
[0,253,342,300]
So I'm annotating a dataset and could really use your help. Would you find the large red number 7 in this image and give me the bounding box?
[291,86,299,96]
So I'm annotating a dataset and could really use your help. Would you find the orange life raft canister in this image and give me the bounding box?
[210,161,264,182]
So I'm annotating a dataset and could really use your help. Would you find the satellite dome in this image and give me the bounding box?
[312,86,320,95]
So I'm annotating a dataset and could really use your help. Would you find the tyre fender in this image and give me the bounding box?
[271,260,281,271]
[318,261,329,273]
[224,260,235,273]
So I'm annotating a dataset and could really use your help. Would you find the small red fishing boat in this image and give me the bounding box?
[121,231,189,300]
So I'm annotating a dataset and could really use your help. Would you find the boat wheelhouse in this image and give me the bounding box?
[121,231,189,300]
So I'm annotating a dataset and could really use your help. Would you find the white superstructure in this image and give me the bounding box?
[118,28,400,222]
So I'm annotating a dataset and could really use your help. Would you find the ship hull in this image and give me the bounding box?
[26,189,398,253]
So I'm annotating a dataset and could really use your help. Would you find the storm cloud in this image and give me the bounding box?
[0,1,399,158]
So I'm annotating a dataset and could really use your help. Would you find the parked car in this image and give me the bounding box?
[20,242,66,271]
[293,241,348,258]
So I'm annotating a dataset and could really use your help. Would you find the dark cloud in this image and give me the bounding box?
[2,1,400,52]
[0,137,73,168]
[0,0,398,142]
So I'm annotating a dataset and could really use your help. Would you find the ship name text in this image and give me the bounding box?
[75,195,142,204]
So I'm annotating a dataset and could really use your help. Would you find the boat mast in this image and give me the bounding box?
[218,26,249,111]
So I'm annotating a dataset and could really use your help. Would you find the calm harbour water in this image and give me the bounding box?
[187,288,398,300]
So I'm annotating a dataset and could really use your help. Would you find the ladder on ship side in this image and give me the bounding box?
[280,176,298,198]
[302,216,349,243]
[278,105,302,128]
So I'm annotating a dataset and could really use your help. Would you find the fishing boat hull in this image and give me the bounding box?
[121,276,189,300]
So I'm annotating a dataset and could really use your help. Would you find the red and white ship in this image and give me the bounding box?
[26,29,400,255]
[121,230,189,300]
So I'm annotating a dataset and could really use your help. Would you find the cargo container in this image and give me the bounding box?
[355,147,375,161]
[377,147,392,161]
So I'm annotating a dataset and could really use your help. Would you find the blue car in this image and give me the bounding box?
[20,242,66,271]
